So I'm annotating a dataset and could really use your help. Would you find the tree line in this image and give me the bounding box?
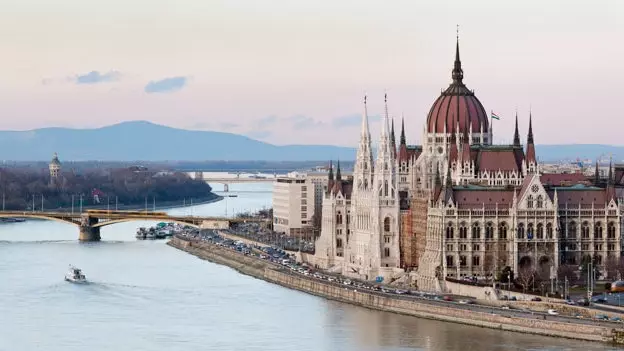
[0,167,215,211]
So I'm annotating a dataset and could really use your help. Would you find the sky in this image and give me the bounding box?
[0,0,622,146]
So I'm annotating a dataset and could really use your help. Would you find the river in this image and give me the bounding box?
[0,180,621,351]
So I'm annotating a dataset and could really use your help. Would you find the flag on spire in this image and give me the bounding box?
[491,111,501,120]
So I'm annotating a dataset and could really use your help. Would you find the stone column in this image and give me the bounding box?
[79,215,101,241]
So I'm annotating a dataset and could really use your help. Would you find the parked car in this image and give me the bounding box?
[547,309,559,315]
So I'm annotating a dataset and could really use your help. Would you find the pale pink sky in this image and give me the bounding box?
[0,0,622,146]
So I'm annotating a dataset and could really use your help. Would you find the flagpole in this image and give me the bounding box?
[490,110,493,144]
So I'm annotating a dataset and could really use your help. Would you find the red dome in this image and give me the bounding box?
[426,41,489,135]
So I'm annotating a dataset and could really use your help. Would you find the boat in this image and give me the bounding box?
[65,265,87,283]
[136,227,147,239]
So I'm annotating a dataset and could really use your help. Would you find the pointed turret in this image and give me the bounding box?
[513,112,521,147]
[400,116,406,145]
[452,36,464,84]
[353,94,374,191]
[435,166,442,186]
[327,160,334,194]
[336,160,342,182]
[390,118,396,159]
[595,159,600,185]
[445,164,452,187]
[607,157,616,201]
[525,111,536,165]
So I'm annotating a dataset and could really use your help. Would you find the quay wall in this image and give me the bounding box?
[168,236,622,344]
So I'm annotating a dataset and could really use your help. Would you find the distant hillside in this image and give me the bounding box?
[0,121,355,161]
[0,121,621,162]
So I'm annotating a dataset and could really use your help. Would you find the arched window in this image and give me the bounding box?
[546,223,553,239]
[446,255,455,267]
[568,221,577,239]
[594,222,603,239]
[517,223,525,239]
[527,223,534,239]
[582,221,590,239]
[446,222,454,240]
[384,180,388,196]
[608,222,616,239]
[537,223,544,239]
[498,222,508,240]
[527,195,534,208]
[536,195,543,208]
[383,217,391,232]
[472,222,481,239]
[485,222,494,239]
[336,212,343,225]
[459,222,468,239]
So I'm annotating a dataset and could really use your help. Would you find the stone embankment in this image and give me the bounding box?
[168,236,624,344]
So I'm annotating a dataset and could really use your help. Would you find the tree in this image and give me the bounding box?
[517,267,536,293]
[557,264,578,285]
[605,256,624,281]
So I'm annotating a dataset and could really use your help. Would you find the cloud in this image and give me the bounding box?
[285,115,324,130]
[332,113,381,128]
[144,76,187,93]
[255,115,278,128]
[74,71,121,84]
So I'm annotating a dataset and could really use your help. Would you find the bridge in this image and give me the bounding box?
[0,210,269,242]
[188,172,284,191]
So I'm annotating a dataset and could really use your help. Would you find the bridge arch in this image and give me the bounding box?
[0,213,80,226]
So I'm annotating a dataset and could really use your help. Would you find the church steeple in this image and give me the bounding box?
[336,160,342,182]
[354,94,374,191]
[513,112,521,146]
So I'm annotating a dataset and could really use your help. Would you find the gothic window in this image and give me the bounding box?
[536,195,543,208]
[527,195,534,208]
[517,223,525,239]
[459,222,468,239]
[364,179,368,189]
[384,180,388,196]
[384,217,391,232]
[582,221,590,239]
[446,222,454,240]
[546,223,553,239]
[446,255,455,267]
[472,256,480,266]
[460,255,467,267]
[471,222,481,239]
[536,223,544,239]
[527,223,534,239]
[485,222,494,239]
[568,221,577,239]
[336,212,343,225]
[384,247,390,257]
[595,254,603,265]
[594,222,603,239]
[608,222,616,239]
[336,239,343,248]
[498,222,508,240]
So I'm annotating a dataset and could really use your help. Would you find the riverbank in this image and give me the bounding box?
[168,235,624,345]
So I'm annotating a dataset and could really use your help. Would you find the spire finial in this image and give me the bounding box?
[400,114,406,145]
[456,24,459,41]
[336,160,342,181]
[452,25,463,84]
[513,111,520,146]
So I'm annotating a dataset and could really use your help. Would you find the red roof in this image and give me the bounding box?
[427,89,489,135]
[475,147,524,173]
[453,188,515,209]
[540,173,589,186]
[547,188,607,206]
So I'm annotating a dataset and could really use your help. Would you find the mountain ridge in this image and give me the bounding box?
[0,121,622,162]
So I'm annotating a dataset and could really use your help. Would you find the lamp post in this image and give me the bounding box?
[71,195,74,214]
[79,195,83,213]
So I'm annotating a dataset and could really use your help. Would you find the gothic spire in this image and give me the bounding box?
[595,159,600,184]
[400,116,406,145]
[527,111,534,145]
[445,164,452,187]
[513,112,521,146]
[390,118,396,156]
[336,160,342,182]
[608,157,613,185]
[328,160,334,181]
[452,32,464,84]
[435,166,442,186]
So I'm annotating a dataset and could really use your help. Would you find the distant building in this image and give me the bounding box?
[272,174,316,237]
[49,153,61,184]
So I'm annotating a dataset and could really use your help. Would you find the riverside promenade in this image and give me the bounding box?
[168,233,624,345]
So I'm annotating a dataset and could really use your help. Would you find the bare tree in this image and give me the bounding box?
[517,266,536,293]
[557,264,578,284]
[604,256,624,280]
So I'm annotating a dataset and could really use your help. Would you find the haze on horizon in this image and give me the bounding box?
[0,0,622,147]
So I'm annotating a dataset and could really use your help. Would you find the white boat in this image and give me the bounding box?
[65,265,87,283]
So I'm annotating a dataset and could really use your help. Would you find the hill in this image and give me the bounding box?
[0,121,621,162]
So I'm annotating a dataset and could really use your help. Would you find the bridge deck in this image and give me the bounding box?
[0,210,265,223]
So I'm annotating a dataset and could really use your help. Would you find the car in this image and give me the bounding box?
[531,297,542,302]
[443,295,453,302]
[343,279,352,285]
[595,314,609,320]
[458,299,473,304]
[611,316,623,322]
[501,305,510,310]
[547,309,559,315]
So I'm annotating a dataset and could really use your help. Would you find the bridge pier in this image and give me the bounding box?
[79,215,101,241]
